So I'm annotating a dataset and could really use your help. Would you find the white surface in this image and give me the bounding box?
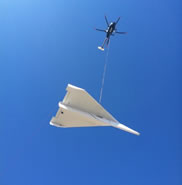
[63,84,117,122]
[98,46,104,51]
[50,103,110,128]
[50,84,140,135]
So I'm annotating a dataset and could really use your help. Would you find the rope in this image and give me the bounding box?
[99,42,110,103]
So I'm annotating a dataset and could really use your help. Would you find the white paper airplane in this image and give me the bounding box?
[50,84,140,136]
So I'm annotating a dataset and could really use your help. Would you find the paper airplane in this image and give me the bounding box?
[50,84,140,136]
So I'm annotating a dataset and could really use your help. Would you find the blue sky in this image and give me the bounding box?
[0,0,181,184]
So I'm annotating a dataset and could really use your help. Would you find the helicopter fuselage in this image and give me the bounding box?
[106,22,116,38]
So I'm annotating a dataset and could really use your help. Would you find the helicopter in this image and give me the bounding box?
[95,16,127,51]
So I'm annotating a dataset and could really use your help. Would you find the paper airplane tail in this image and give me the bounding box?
[98,46,104,51]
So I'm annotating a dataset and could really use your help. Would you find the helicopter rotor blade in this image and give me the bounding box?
[95,28,106,32]
[105,16,109,27]
[116,17,120,25]
[115,31,127,34]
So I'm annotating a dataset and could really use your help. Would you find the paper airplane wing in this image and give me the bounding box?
[63,84,117,122]
[50,84,118,128]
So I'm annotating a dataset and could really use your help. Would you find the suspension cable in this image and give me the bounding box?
[99,43,110,103]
